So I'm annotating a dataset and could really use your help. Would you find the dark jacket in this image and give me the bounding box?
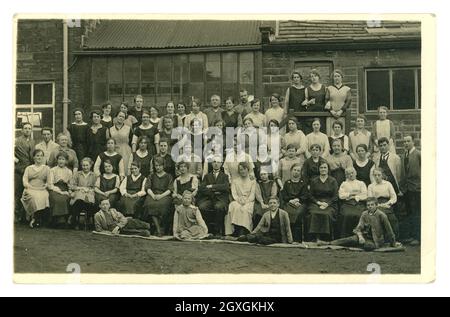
[253,209,293,244]
[400,148,421,192]
[198,171,230,205]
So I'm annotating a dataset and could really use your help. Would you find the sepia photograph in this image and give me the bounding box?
[12,14,434,283]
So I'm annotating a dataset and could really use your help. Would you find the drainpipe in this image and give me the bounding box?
[62,20,69,131]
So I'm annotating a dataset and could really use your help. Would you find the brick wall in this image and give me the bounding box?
[261,48,421,153]
[16,19,93,136]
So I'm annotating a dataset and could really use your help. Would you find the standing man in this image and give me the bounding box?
[35,127,59,164]
[14,122,35,223]
[400,135,421,246]
[373,137,401,194]
[204,95,223,127]
[198,155,230,236]
[234,89,253,118]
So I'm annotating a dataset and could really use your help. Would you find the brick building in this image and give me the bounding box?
[15,19,421,151]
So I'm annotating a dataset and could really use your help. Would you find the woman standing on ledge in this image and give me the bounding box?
[325,69,351,135]
[284,71,306,114]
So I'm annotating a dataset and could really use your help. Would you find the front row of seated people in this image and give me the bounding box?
[94,189,399,251]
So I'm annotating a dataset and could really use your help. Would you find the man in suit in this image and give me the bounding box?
[15,122,35,223]
[198,155,230,236]
[372,137,402,193]
[399,135,421,246]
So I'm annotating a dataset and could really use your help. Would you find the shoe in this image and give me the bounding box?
[409,240,420,246]
[29,219,35,229]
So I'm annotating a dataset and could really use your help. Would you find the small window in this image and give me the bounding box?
[16,84,31,105]
[366,67,421,111]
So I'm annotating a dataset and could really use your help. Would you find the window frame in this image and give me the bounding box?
[364,66,421,113]
[15,81,55,140]
[90,52,256,107]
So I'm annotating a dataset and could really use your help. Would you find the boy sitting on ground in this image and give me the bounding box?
[94,199,151,237]
[238,197,293,245]
[329,197,400,251]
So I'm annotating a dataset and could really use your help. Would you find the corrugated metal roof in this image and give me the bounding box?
[84,20,264,50]
[274,20,421,43]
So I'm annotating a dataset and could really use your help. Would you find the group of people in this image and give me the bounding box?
[14,69,421,250]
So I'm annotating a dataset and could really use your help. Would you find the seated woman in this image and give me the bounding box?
[94,199,151,237]
[93,138,125,180]
[119,161,147,218]
[338,167,368,238]
[307,161,339,243]
[94,160,120,208]
[280,163,309,243]
[330,197,398,251]
[254,169,278,227]
[327,139,353,187]
[69,157,97,230]
[301,144,327,185]
[238,197,293,245]
[367,167,399,238]
[226,162,257,236]
[173,191,209,240]
[173,161,199,206]
[143,157,174,236]
[48,151,73,227]
[244,98,266,128]
[21,149,50,228]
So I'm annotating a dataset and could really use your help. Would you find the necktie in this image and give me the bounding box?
[405,151,409,171]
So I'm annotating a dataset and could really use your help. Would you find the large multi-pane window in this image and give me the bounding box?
[366,67,421,111]
[15,82,55,139]
[91,52,255,109]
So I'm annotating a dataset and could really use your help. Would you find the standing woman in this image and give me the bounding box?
[325,69,351,135]
[305,118,330,159]
[338,167,367,238]
[48,151,73,227]
[353,144,375,187]
[48,133,78,173]
[244,98,266,128]
[143,157,174,236]
[131,110,158,156]
[129,136,152,178]
[114,102,137,127]
[87,109,108,162]
[373,106,396,154]
[328,121,349,155]
[108,111,133,176]
[177,101,188,127]
[222,96,243,129]
[101,102,113,129]
[119,161,147,218]
[283,117,307,159]
[149,107,161,127]
[303,69,327,132]
[284,71,306,113]
[158,101,182,130]
[307,162,339,243]
[226,162,257,236]
[301,144,326,185]
[348,114,373,161]
[368,167,399,237]
[21,149,50,228]
[327,139,353,187]
[130,95,144,127]
[93,138,125,180]
[69,157,97,230]
[265,93,286,129]
[94,160,120,208]
[158,115,178,150]
[66,108,89,168]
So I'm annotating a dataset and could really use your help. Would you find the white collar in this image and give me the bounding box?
[408,147,416,155]
[131,173,142,180]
